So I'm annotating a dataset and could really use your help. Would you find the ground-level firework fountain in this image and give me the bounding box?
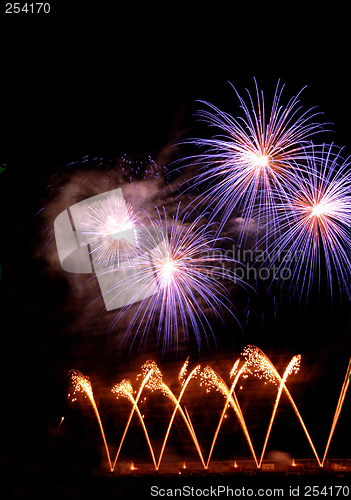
[63,346,350,473]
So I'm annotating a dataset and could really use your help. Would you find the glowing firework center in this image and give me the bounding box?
[54,188,168,311]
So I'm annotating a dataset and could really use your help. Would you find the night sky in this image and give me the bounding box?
[1,5,351,499]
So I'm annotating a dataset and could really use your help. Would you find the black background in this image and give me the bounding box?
[1,4,351,499]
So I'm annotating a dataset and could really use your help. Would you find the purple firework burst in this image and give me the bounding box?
[180,79,328,245]
[255,144,351,301]
[106,205,247,354]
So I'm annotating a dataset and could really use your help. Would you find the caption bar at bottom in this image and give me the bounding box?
[150,484,350,497]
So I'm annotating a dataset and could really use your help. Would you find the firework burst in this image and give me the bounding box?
[81,191,139,270]
[107,205,246,354]
[256,144,351,301]
[180,79,327,244]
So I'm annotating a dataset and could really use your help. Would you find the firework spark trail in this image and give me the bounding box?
[242,346,322,466]
[179,79,326,244]
[183,405,198,447]
[70,370,113,471]
[141,360,206,469]
[200,364,258,467]
[108,205,245,353]
[56,389,75,432]
[204,360,253,468]
[258,354,301,467]
[57,416,65,431]
[178,357,190,383]
[322,357,351,466]
[111,373,158,470]
[157,364,201,469]
[256,144,351,301]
